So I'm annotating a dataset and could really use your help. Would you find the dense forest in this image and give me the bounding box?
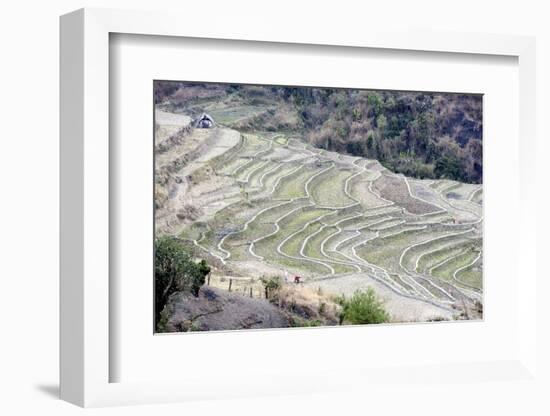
[155,82,483,183]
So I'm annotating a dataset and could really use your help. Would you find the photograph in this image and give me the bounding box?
[154,81,483,333]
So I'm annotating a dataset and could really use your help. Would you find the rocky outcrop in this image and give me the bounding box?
[160,286,290,332]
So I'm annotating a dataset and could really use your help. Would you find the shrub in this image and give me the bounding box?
[337,289,389,325]
[260,276,282,300]
[276,285,341,325]
[434,154,466,181]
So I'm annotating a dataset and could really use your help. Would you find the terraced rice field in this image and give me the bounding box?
[157,111,483,322]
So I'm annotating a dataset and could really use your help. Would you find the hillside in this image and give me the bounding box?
[155,82,483,183]
[159,286,291,332]
[154,99,483,323]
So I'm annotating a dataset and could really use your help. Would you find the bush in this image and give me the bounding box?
[337,289,389,325]
[155,236,211,327]
[260,276,282,300]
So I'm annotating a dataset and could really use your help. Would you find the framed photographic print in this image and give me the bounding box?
[60,7,538,408]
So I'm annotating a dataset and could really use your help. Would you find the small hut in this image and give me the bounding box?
[194,113,215,128]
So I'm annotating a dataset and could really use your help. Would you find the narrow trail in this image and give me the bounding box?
[238,160,270,184]
[399,228,476,274]
[436,181,483,218]
[428,249,468,275]
[402,175,447,216]
[468,186,483,202]
[258,163,283,187]
[269,165,304,195]
[216,199,295,260]
[426,248,482,300]
[192,231,228,265]
[367,171,395,207]
[397,228,478,302]
[453,252,482,290]
[277,212,337,274]
[302,224,362,273]
[248,203,312,261]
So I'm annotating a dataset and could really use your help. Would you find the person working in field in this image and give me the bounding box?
[293,275,302,284]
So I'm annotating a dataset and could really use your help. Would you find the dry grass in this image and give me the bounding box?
[206,276,343,326]
[208,274,265,299]
[274,285,342,325]
[154,186,168,209]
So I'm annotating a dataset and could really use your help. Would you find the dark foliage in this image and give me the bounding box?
[154,236,211,328]
[336,288,390,325]
[297,89,482,183]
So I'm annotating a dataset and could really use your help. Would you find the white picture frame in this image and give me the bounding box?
[60,7,538,408]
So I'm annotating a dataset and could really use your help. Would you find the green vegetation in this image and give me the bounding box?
[336,289,390,325]
[431,249,480,287]
[302,225,356,268]
[400,233,475,271]
[358,228,432,272]
[260,164,300,192]
[455,264,482,289]
[155,236,211,328]
[245,161,277,188]
[217,157,250,176]
[299,91,482,183]
[275,135,289,145]
[273,165,321,199]
[178,222,208,242]
[260,276,282,300]
[253,208,335,275]
[207,105,270,125]
[310,167,356,207]
[415,242,474,273]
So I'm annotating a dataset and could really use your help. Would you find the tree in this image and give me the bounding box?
[434,154,465,181]
[367,92,383,117]
[155,236,211,326]
[338,288,389,325]
[464,139,482,183]
[260,276,282,300]
[414,111,434,153]
[346,140,363,155]
[194,260,211,296]
[376,114,388,132]
[352,107,362,121]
